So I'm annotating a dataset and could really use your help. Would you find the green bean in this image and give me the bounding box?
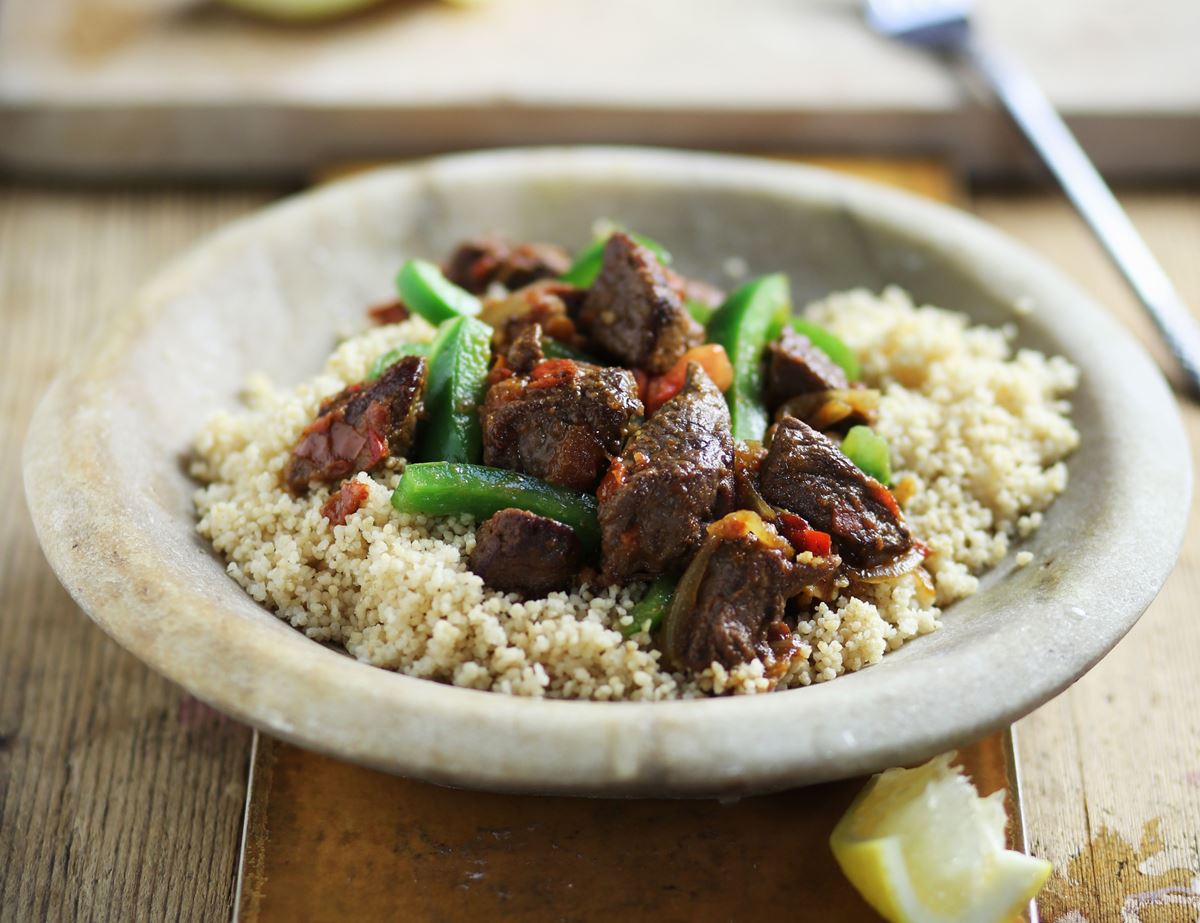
[705,273,792,441]
[396,259,481,325]
[842,425,892,485]
[620,576,676,637]
[789,318,860,381]
[416,316,493,464]
[392,462,600,553]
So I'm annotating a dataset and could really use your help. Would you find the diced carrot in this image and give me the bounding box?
[680,344,734,392]
[643,344,734,414]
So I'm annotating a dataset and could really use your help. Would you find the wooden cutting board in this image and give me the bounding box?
[232,156,1036,923]
[2,0,1198,179]
[236,733,1030,922]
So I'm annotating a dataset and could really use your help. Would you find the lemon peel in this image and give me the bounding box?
[831,753,1052,923]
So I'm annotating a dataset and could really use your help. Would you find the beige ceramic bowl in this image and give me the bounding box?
[24,148,1190,797]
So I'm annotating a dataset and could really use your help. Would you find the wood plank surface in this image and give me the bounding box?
[237,735,1022,923]
[977,191,1200,922]
[3,0,1199,179]
[0,186,276,923]
[3,163,1197,922]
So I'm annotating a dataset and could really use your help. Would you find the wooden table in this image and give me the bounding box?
[2,160,1198,921]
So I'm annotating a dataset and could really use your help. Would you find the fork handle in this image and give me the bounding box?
[966,40,1200,397]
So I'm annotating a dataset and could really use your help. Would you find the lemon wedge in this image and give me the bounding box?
[830,753,1052,923]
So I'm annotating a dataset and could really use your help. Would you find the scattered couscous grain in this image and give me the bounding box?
[192,287,1079,699]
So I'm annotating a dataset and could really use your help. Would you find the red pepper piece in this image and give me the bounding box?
[321,479,371,526]
[632,368,650,406]
[868,480,902,520]
[776,511,832,556]
[597,458,627,505]
[367,299,410,325]
[798,529,832,557]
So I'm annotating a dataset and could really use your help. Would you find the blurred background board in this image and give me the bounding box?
[2,0,1199,180]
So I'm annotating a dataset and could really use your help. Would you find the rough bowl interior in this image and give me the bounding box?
[23,148,1191,797]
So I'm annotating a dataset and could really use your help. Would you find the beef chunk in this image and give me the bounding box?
[665,512,800,671]
[765,327,849,408]
[504,323,546,376]
[469,508,582,596]
[284,356,426,492]
[487,280,588,354]
[481,351,642,492]
[758,416,911,569]
[578,232,704,374]
[598,364,734,583]
[444,236,571,295]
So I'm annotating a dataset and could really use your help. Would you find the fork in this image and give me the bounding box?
[865,0,1200,397]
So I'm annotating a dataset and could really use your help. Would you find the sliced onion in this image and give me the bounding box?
[846,543,926,583]
[479,290,535,329]
[776,388,880,430]
[660,535,718,670]
[734,441,776,521]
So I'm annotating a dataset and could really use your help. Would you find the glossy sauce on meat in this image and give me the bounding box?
[284,356,426,493]
[765,327,849,408]
[663,510,842,672]
[598,363,734,583]
[758,415,911,569]
[665,511,798,671]
[578,232,704,374]
[444,236,570,294]
[469,508,582,596]
[481,328,642,492]
[488,280,588,354]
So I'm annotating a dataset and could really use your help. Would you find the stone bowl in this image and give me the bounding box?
[23,148,1191,796]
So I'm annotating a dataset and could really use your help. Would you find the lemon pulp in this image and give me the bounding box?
[830,753,1052,923]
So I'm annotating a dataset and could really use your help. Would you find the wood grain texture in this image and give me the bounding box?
[975,190,1200,921]
[0,186,275,923]
[238,734,1020,923]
